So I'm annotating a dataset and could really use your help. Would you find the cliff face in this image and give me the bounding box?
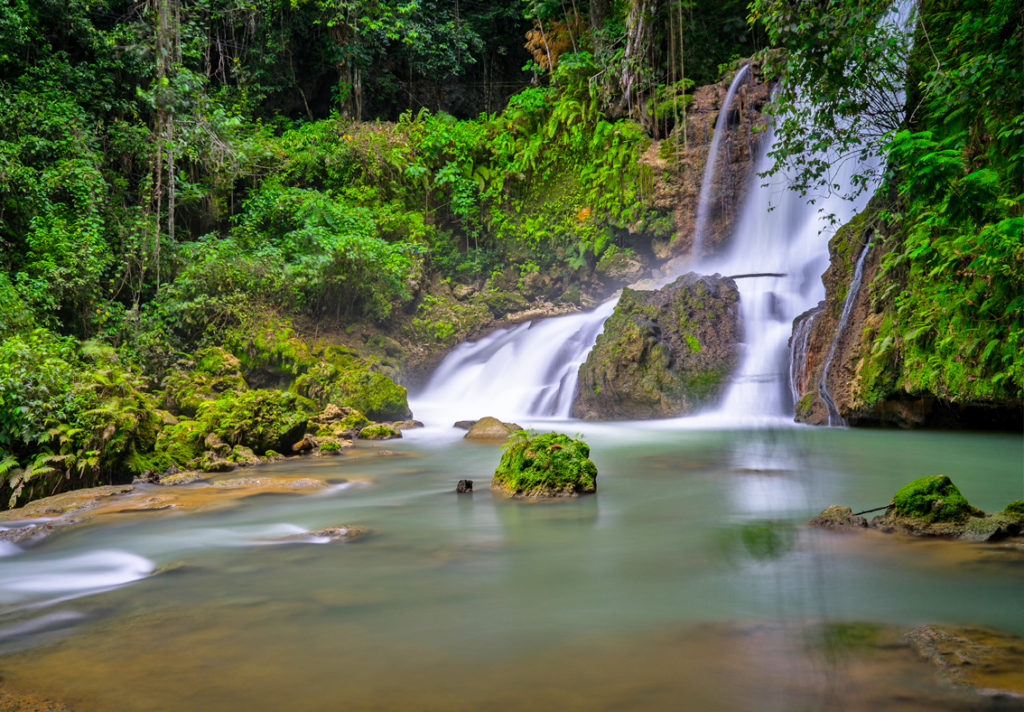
[792,205,1023,430]
[641,61,773,269]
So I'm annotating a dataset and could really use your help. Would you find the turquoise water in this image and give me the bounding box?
[0,425,1021,710]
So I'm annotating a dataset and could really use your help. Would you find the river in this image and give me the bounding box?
[0,422,1020,710]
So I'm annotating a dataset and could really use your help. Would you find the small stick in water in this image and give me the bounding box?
[726,272,787,279]
[852,503,894,516]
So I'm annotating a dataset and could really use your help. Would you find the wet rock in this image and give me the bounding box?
[808,505,868,531]
[453,420,476,430]
[0,522,53,547]
[573,273,741,419]
[159,471,207,486]
[391,419,424,431]
[456,479,473,494]
[464,416,523,441]
[594,245,646,286]
[292,436,315,453]
[199,451,235,473]
[228,445,260,467]
[316,437,352,455]
[278,526,368,543]
[204,433,231,457]
[492,431,597,498]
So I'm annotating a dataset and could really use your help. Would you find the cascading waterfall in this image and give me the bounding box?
[411,300,617,424]
[690,64,750,259]
[413,0,913,428]
[817,242,871,426]
[410,68,754,428]
[694,117,877,422]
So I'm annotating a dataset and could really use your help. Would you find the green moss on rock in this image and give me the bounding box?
[890,475,977,524]
[492,431,597,498]
[197,389,316,455]
[358,424,402,440]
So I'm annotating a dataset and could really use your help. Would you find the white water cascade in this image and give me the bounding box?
[691,64,750,259]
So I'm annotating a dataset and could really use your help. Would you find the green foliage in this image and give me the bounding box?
[890,475,976,524]
[493,430,597,496]
[196,389,315,456]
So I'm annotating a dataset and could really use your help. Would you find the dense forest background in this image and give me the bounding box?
[0,0,1020,507]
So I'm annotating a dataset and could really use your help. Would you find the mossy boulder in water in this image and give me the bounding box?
[492,431,597,498]
[890,475,978,524]
[572,272,740,420]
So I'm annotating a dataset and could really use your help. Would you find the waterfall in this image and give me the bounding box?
[817,242,871,426]
[691,64,750,259]
[789,305,823,406]
[695,117,876,421]
[411,299,617,425]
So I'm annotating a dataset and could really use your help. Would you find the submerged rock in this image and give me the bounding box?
[905,624,1024,699]
[491,431,597,498]
[272,526,368,544]
[572,273,740,419]
[464,416,523,441]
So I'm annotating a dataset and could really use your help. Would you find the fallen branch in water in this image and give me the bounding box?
[852,502,895,516]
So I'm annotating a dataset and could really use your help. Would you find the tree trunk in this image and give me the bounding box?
[617,0,657,118]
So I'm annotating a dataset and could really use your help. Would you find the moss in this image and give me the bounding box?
[319,440,342,452]
[492,431,597,497]
[196,389,315,455]
[890,475,976,524]
[358,424,401,440]
[155,419,208,469]
[292,356,410,422]
[796,392,815,415]
[1002,500,1024,523]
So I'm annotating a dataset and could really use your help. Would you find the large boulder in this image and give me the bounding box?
[492,431,597,498]
[572,273,740,419]
[464,417,523,441]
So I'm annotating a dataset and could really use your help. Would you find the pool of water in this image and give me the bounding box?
[0,424,1021,710]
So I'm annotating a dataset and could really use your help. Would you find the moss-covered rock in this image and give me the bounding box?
[161,347,249,417]
[572,272,740,419]
[492,431,597,498]
[196,389,316,455]
[358,424,402,440]
[890,475,978,524]
[1002,500,1024,523]
[870,475,997,538]
[292,359,410,422]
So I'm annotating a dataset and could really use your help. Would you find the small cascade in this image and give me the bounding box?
[789,305,823,406]
[817,242,871,426]
[691,64,750,259]
[411,299,617,425]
